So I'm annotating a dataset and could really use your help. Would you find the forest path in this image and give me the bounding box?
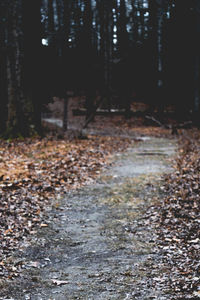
[1,136,176,300]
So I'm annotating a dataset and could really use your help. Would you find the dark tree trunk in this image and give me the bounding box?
[193,1,200,124]
[22,0,42,134]
[6,1,30,137]
[81,0,96,121]
[0,1,8,133]
[117,0,131,118]
[117,0,129,56]
[148,0,158,108]
[99,0,113,109]
[131,0,139,42]
[56,0,62,30]
[63,0,71,48]
[73,0,82,48]
[63,97,68,131]
[148,0,167,113]
[48,0,55,35]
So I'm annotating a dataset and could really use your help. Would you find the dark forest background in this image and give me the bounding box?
[1,0,200,137]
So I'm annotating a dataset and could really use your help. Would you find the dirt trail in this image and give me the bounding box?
[0,136,177,300]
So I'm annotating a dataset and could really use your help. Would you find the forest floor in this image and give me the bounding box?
[0,134,177,299]
[0,100,200,299]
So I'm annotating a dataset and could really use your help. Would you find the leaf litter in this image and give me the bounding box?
[145,129,200,299]
[0,135,131,279]
[1,125,200,299]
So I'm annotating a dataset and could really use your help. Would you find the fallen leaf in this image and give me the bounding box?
[40,223,48,227]
[51,279,69,286]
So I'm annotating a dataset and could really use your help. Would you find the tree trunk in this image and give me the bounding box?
[149,0,166,112]
[63,0,71,48]
[48,0,55,35]
[117,0,129,56]
[6,2,30,137]
[63,97,68,131]
[193,1,200,124]
[0,1,8,133]
[22,0,42,134]
[194,55,200,115]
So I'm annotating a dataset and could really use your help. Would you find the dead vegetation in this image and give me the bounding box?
[147,129,200,298]
[0,134,131,278]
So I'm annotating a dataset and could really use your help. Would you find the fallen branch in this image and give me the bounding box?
[145,115,168,129]
[145,115,193,135]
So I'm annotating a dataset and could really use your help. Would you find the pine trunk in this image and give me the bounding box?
[0,1,7,133]
[22,0,42,134]
[6,3,29,137]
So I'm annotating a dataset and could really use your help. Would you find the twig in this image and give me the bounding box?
[145,115,193,135]
[145,115,169,129]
